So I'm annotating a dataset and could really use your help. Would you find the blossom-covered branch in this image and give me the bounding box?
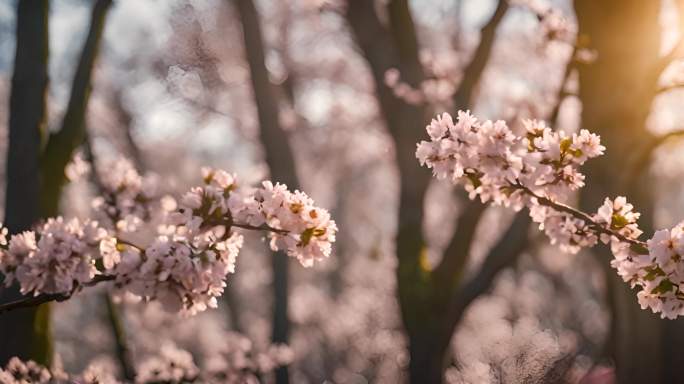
[0,164,337,316]
[416,111,684,319]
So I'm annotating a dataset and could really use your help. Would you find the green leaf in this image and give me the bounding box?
[299,228,314,247]
[630,243,649,255]
[611,213,629,229]
[560,137,573,153]
[652,279,676,295]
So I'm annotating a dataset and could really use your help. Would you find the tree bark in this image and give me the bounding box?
[345,1,512,382]
[0,0,112,366]
[0,0,51,366]
[574,1,673,382]
[235,1,300,382]
[40,0,112,217]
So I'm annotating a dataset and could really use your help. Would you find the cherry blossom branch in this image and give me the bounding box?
[0,274,115,315]
[0,168,336,316]
[511,182,647,249]
[416,111,684,318]
[231,222,289,235]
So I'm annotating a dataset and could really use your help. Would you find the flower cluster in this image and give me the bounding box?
[96,168,246,314]
[91,158,161,233]
[0,218,108,296]
[205,332,294,383]
[0,167,336,316]
[417,113,605,254]
[0,337,292,384]
[0,357,56,384]
[135,344,199,383]
[384,68,456,106]
[415,111,602,206]
[416,111,684,319]
[231,180,338,267]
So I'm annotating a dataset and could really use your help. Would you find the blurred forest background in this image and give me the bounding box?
[0,0,683,383]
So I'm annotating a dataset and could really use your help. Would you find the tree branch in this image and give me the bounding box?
[452,0,509,109]
[0,275,115,315]
[82,132,138,382]
[232,222,289,235]
[104,294,136,381]
[624,128,684,188]
[512,183,646,248]
[548,46,577,126]
[345,0,401,134]
[433,199,487,291]
[444,211,531,328]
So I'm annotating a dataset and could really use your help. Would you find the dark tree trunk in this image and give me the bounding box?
[346,1,512,382]
[0,0,51,366]
[409,337,449,384]
[574,1,678,383]
[0,0,112,366]
[40,0,112,217]
[235,1,300,382]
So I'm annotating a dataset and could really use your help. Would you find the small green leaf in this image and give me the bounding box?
[652,279,676,295]
[299,228,314,247]
[560,137,573,153]
[630,243,649,255]
[611,214,629,229]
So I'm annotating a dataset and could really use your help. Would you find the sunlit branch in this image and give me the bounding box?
[626,128,684,187]
[657,37,684,74]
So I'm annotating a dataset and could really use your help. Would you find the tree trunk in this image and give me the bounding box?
[0,0,112,366]
[574,1,675,382]
[409,336,449,384]
[235,1,300,382]
[0,0,51,366]
[40,0,112,217]
[346,1,510,382]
